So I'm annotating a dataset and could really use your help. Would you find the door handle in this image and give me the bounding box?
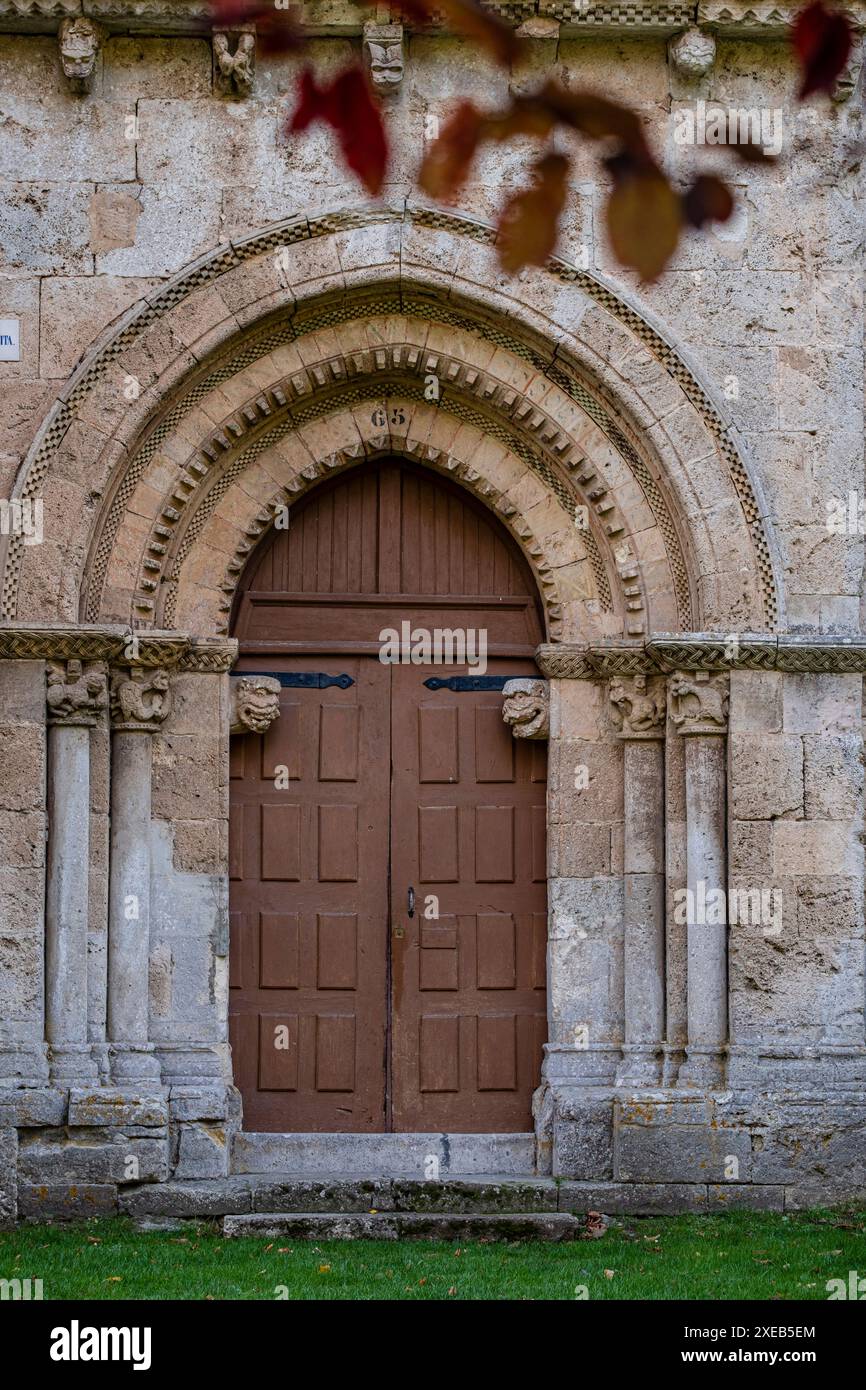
[407,886,415,919]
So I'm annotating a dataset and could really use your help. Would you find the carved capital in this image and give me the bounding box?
[110,666,173,731]
[669,670,729,735]
[363,22,404,94]
[213,26,256,98]
[58,17,104,93]
[609,674,666,738]
[668,25,716,77]
[46,660,108,726]
[230,674,281,735]
[502,678,549,740]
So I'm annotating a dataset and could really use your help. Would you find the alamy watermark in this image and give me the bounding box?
[674,100,784,157]
[0,498,43,545]
[378,621,488,674]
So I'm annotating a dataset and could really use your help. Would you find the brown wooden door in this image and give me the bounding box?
[229,457,547,1132]
[389,661,548,1131]
[229,656,390,1131]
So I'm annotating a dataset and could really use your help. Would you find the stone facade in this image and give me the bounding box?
[0,2,865,1221]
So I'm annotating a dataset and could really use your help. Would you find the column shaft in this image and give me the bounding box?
[620,736,666,1082]
[108,729,160,1081]
[45,722,97,1080]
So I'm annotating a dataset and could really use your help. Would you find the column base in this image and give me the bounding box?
[677,1046,726,1088]
[616,1045,663,1086]
[109,1043,162,1085]
[48,1044,99,1084]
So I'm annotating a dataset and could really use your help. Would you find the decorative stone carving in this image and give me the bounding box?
[213,27,256,98]
[58,17,103,93]
[110,667,173,730]
[609,674,665,736]
[363,22,404,94]
[46,660,108,725]
[502,678,549,739]
[669,25,716,77]
[230,674,281,735]
[831,42,862,102]
[669,671,729,734]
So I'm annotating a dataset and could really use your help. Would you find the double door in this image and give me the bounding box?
[229,653,547,1131]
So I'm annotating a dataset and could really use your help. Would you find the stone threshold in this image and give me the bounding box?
[231,1131,538,1178]
[115,1174,806,1226]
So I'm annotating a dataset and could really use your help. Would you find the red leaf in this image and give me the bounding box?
[682,174,734,228]
[497,152,570,273]
[792,1,853,99]
[418,101,486,201]
[385,0,519,64]
[289,66,388,196]
[209,1,304,56]
[606,168,682,280]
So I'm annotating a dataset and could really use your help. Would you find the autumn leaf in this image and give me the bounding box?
[538,83,649,158]
[682,174,735,228]
[792,0,853,99]
[418,101,485,200]
[386,0,519,64]
[496,152,570,274]
[606,165,682,279]
[288,66,388,196]
[209,0,304,55]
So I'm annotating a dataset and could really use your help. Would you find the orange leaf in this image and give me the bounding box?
[606,169,682,280]
[497,152,570,274]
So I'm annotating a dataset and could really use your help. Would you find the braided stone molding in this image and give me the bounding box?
[0,625,236,669]
[4,204,777,634]
[537,634,866,677]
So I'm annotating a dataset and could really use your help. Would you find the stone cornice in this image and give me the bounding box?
[1,0,862,37]
[537,633,866,677]
[0,624,237,670]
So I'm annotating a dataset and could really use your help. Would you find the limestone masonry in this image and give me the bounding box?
[0,1,865,1226]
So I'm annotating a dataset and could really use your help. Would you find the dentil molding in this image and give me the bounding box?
[1,0,862,37]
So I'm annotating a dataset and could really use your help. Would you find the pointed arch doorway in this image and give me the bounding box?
[229,457,548,1132]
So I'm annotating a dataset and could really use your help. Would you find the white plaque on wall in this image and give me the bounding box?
[0,319,20,361]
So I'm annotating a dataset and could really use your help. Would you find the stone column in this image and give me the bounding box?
[107,667,172,1085]
[44,661,108,1081]
[609,675,666,1084]
[670,672,729,1087]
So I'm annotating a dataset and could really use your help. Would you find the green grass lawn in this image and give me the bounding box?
[2,1208,865,1300]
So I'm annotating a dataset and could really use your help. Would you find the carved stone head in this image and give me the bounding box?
[363,23,404,94]
[669,26,716,79]
[230,675,282,735]
[502,678,549,740]
[59,18,103,93]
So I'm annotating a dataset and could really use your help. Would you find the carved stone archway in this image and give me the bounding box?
[1,205,781,638]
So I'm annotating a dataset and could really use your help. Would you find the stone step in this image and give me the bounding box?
[121,1174,559,1219]
[232,1131,538,1178]
[222,1211,581,1241]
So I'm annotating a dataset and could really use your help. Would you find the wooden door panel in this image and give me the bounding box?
[229,657,390,1131]
[390,661,548,1132]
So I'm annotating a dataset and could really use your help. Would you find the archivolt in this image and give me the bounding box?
[2,204,781,635]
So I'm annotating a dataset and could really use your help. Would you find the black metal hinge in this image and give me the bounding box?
[240,671,354,689]
[423,675,511,692]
